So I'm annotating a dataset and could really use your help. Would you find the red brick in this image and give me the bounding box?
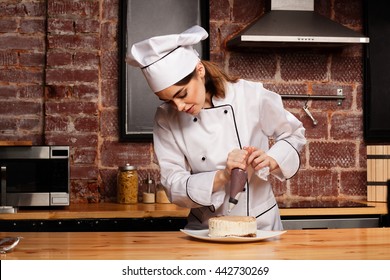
[339,170,367,197]
[46,51,73,66]
[269,176,287,197]
[1,101,42,115]
[100,141,152,168]
[330,113,363,140]
[48,34,100,50]
[73,148,97,164]
[333,0,363,29]
[0,117,17,131]
[358,142,367,169]
[0,19,17,32]
[0,2,45,17]
[45,85,73,99]
[45,133,98,147]
[101,51,118,79]
[74,116,99,132]
[0,68,43,83]
[102,0,119,20]
[0,85,18,98]
[71,180,100,203]
[73,52,99,67]
[45,115,70,132]
[289,169,339,197]
[73,84,98,100]
[356,84,363,110]
[19,118,41,130]
[45,101,97,115]
[309,141,356,168]
[19,52,45,67]
[100,109,118,137]
[0,34,44,50]
[331,55,363,83]
[48,0,99,18]
[0,51,18,66]
[232,0,262,23]
[210,0,231,22]
[300,111,329,139]
[47,19,74,34]
[229,52,277,80]
[99,168,117,201]
[100,22,117,51]
[70,165,99,180]
[101,79,118,107]
[280,51,328,81]
[46,68,98,83]
[19,19,45,34]
[18,85,43,99]
[75,19,100,33]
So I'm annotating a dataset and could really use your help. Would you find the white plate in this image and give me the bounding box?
[180,229,286,243]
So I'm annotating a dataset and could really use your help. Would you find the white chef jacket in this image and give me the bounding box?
[153,79,306,230]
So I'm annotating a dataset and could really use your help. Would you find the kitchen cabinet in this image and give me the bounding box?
[364,0,390,142]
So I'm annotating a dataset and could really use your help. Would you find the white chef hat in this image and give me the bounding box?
[126,25,208,92]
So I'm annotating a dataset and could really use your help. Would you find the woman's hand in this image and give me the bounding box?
[213,148,250,192]
[244,146,279,172]
[225,148,250,174]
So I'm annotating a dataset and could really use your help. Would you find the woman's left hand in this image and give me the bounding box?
[244,146,279,172]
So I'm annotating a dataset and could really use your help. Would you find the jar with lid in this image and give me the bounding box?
[117,164,138,204]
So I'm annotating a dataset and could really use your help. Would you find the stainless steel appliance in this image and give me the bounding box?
[0,146,70,208]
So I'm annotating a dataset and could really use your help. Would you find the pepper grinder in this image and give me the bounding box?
[228,168,248,212]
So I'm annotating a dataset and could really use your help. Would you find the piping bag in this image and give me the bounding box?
[228,168,248,212]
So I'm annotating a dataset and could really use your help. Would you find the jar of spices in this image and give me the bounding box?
[117,164,138,204]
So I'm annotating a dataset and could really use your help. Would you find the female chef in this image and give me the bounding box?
[126,25,306,230]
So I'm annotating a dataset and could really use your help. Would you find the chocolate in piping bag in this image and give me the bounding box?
[228,168,248,212]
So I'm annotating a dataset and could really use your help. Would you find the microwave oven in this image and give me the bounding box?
[0,145,70,207]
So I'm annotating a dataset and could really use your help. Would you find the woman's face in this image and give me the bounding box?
[155,62,210,115]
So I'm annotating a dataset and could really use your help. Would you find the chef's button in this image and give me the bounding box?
[193,117,198,122]
[224,110,228,114]
[201,156,206,161]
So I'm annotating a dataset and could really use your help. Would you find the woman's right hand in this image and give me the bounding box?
[225,148,250,175]
[213,148,251,193]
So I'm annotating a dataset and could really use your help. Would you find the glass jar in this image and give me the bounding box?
[117,164,138,204]
[142,175,155,204]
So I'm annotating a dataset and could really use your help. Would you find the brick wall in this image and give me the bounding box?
[0,0,367,204]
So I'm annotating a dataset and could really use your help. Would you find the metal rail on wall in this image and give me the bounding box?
[280,94,345,106]
[280,89,346,126]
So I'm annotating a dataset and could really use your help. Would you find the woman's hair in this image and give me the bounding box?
[175,60,239,99]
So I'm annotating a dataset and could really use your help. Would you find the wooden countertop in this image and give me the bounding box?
[1,228,389,260]
[0,201,387,220]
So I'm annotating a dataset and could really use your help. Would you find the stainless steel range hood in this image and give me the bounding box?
[227,0,369,48]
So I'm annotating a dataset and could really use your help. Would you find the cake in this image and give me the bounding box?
[208,216,257,237]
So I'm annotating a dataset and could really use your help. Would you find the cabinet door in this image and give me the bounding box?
[364,0,390,143]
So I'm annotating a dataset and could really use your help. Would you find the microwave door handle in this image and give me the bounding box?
[1,166,6,206]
